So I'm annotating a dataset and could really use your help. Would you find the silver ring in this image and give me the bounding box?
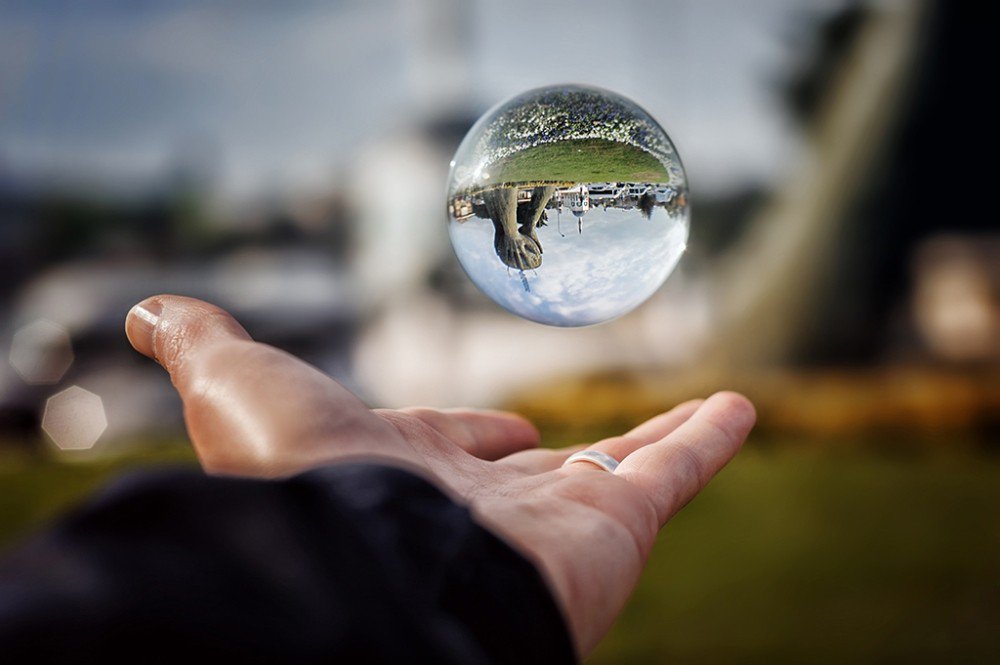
[562,450,619,473]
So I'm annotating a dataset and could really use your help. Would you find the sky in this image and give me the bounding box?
[450,206,688,326]
[0,0,851,201]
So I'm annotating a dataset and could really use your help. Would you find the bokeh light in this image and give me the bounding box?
[41,386,107,451]
[912,236,1000,362]
[8,319,74,385]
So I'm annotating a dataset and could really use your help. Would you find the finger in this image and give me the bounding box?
[396,407,540,461]
[125,295,408,476]
[504,400,702,475]
[561,399,703,473]
[615,392,755,525]
[624,399,705,441]
[126,294,251,363]
[498,444,588,474]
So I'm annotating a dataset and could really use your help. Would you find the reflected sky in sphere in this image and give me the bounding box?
[451,206,688,326]
[446,85,689,326]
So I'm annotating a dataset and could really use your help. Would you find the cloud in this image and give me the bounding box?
[0,1,404,196]
[451,206,687,326]
[0,0,814,197]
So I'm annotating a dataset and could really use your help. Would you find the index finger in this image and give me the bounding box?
[614,392,755,526]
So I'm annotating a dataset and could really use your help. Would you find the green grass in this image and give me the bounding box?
[1,438,998,663]
[482,139,670,187]
[0,443,198,547]
[586,442,1000,664]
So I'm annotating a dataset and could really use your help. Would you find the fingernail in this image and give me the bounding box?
[126,299,162,359]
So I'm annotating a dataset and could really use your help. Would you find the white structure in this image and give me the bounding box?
[654,185,677,204]
[558,184,590,216]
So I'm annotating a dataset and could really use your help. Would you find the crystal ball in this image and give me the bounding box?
[446,84,689,327]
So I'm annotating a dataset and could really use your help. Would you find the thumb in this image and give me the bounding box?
[125,295,251,389]
[124,295,406,477]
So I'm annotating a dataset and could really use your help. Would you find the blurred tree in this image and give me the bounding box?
[709,1,992,367]
[789,1,995,363]
[783,5,868,129]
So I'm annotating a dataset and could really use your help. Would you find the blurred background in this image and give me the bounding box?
[1,0,997,661]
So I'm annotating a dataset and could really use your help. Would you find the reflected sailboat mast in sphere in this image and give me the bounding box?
[446,84,689,327]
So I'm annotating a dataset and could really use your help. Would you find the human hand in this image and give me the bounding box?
[125,295,756,657]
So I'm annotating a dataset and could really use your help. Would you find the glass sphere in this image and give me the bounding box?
[446,84,689,326]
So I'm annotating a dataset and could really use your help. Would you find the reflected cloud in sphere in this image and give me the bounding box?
[451,206,687,326]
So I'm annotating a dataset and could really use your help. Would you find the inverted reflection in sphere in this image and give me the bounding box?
[446,85,689,327]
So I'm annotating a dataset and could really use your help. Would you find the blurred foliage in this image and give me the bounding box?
[1,437,997,663]
[783,4,867,127]
[34,190,215,261]
[0,443,197,548]
[508,368,1000,446]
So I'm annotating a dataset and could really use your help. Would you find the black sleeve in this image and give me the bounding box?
[0,463,576,664]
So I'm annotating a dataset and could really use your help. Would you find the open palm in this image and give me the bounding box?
[126,295,755,657]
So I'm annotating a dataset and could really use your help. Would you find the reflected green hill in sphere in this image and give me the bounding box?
[480,139,671,189]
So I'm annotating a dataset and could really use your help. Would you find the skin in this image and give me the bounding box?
[125,295,756,658]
